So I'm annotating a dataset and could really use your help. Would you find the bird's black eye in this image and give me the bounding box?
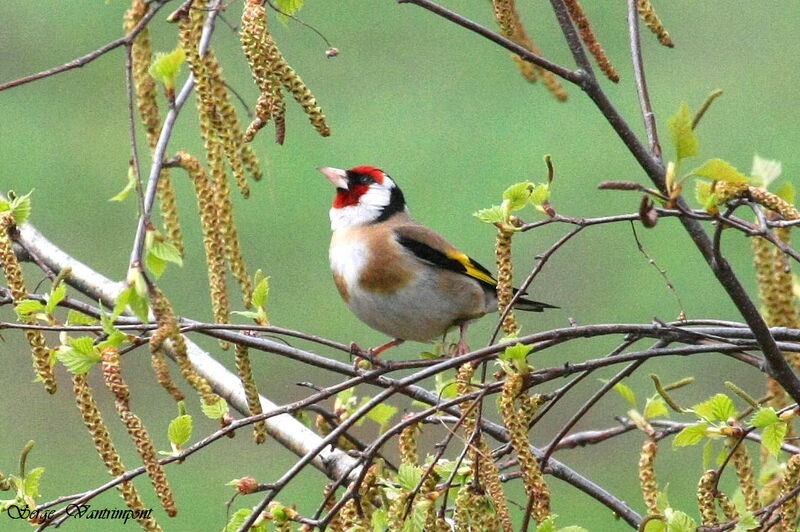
[348,172,374,186]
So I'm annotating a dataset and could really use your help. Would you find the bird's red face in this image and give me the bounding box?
[319,166,406,230]
[329,166,386,208]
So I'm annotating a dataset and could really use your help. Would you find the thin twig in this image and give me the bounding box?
[627,0,661,159]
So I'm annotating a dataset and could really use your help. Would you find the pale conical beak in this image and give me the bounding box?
[318,167,348,190]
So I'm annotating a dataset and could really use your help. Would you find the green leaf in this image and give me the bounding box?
[99,331,127,349]
[611,382,637,407]
[9,190,33,225]
[665,509,697,532]
[641,520,666,532]
[536,515,557,532]
[370,508,389,532]
[168,414,193,447]
[231,310,262,320]
[109,167,137,202]
[148,47,186,90]
[776,182,796,205]
[672,422,708,448]
[149,239,183,266]
[201,398,229,419]
[761,422,788,456]
[667,102,699,160]
[655,487,670,512]
[15,299,45,318]
[503,181,534,211]
[57,339,101,375]
[644,397,669,419]
[395,463,422,491]
[275,0,304,24]
[702,439,714,470]
[694,180,718,211]
[23,467,44,499]
[66,310,97,326]
[750,155,782,188]
[529,183,550,206]
[732,510,759,531]
[225,508,252,532]
[691,158,748,184]
[251,274,270,309]
[366,402,398,432]
[45,282,67,314]
[435,373,458,399]
[750,407,780,428]
[556,527,588,532]
[145,252,166,278]
[473,205,505,225]
[692,393,736,422]
[126,286,150,324]
[501,342,534,362]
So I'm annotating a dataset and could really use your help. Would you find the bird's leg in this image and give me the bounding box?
[453,323,471,356]
[349,339,404,368]
[371,338,405,356]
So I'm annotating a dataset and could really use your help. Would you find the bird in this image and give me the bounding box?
[319,165,556,357]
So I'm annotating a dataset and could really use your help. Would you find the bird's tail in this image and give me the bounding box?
[511,288,558,312]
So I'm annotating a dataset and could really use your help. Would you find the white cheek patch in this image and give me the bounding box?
[329,183,393,230]
[329,239,367,288]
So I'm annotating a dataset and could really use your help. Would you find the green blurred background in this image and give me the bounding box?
[1,1,798,530]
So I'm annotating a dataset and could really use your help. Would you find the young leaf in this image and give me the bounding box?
[536,515,557,532]
[473,205,505,224]
[225,509,253,532]
[366,402,398,432]
[15,299,46,318]
[644,397,669,419]
[23,467,45,499]
[9,190,33,225]
[45,282,67,314]
[776,182,796,205]
[251,274,270,309]
[149,47,186,91]
[276,0,304,24]
[168,414,193,447]
[702,439,714,470]
[692,393,736,422]
[694,180,718,212]
[665,509,697,532]
[732,510,759,531]
[673,423,708,448]
[750,407,780,428]
[750,155,782,188]
[66,310,98,326]
[503,181,534,211]
[231,310,262,320]
[761,422,788,456]
[667,102,699,160]
[529,183,550,206]
[641,520,666,532]
[395,463,422,491]
[145,252,167,279]
[201,398,229,419]
[691,159,748,184]
[611,382,637,407]
[500,342,534,362]
[149,239,183,266]
[57,341,101,375]
[109,166,137,202]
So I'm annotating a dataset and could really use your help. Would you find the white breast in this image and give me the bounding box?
[329,236,367,290]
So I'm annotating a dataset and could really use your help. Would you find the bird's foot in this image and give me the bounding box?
[453,339,471,357]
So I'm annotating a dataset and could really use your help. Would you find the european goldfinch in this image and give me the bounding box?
[319,165,555,356]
